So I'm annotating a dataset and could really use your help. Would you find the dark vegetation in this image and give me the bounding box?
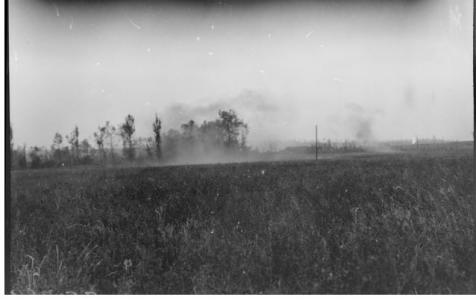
[11,107,467,169]
[10,150,474,294]
[10,109,251,169]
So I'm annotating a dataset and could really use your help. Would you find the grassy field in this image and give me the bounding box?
[9,151,474,294]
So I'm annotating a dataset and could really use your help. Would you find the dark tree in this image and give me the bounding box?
[218,109,248,150]
[94,122,116,162]
[153,114,162,160]
[53,133,63,148]
[93,126,107,161]
[180,120,198,155]
[181,120,197,140]
[120,114,136,160]
[52,133,64,163]
[104,121,116,162]
[67,125,80,161]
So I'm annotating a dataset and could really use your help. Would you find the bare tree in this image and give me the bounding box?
[94,122,116,162]
[153,114,162,160]
[104,121,116,162]
[67,125,80,162]
[52,132,64,163]
[120,114,136,161]
[94,126,107,161]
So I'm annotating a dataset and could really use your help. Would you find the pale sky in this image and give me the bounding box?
[9,0,473,148]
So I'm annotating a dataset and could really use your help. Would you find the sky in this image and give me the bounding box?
[9,0,473,149]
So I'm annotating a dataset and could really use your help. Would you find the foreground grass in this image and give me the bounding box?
[10,153,474,294]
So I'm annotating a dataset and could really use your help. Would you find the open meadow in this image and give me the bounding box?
[9,149,474,294]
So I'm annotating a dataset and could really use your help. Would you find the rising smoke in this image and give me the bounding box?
[344,102,376,142]
[157,89,298,150]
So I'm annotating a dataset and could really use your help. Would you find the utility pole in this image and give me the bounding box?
[315,124,318,161]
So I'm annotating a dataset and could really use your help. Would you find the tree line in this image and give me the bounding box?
[10,109,249,169]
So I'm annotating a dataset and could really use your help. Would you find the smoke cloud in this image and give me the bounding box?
[161,90,278,128]
[157,89,298,149]
[345,103,378,142]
